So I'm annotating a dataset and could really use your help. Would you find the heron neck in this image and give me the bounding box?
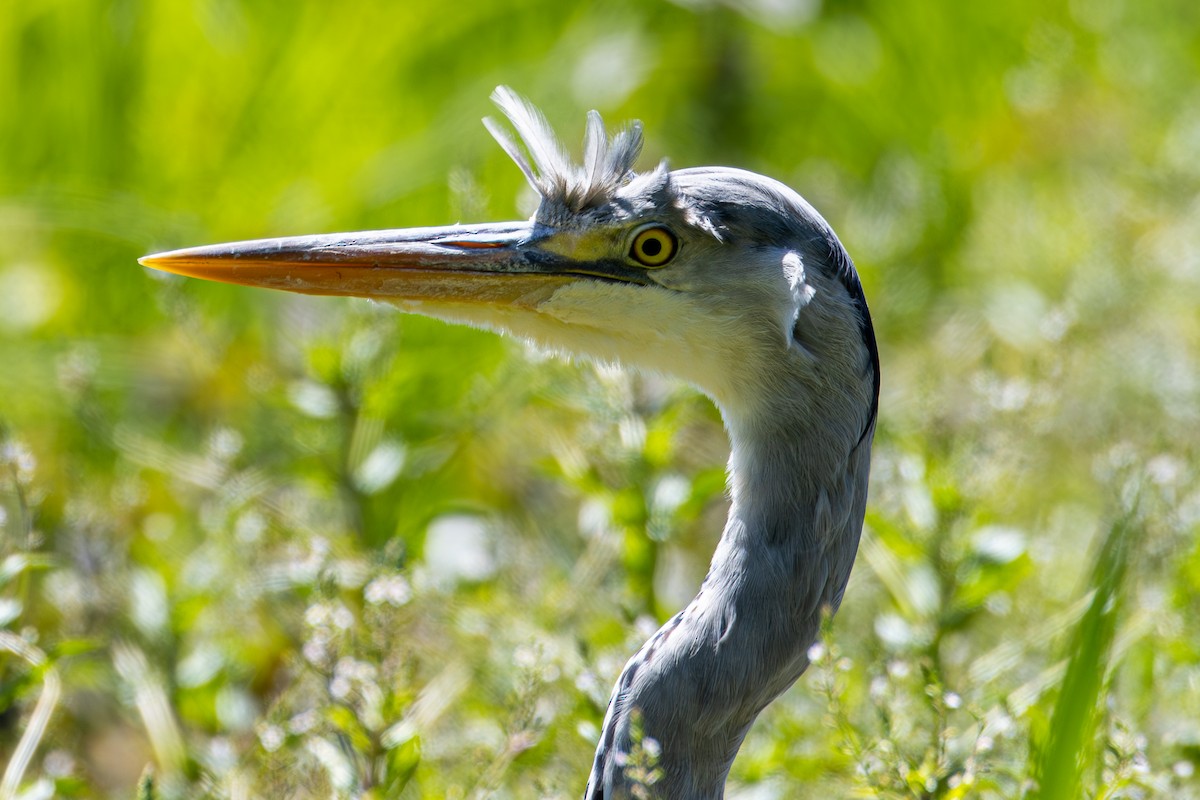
[713,405,870,662]
[586,404,872,799]
[722,392,867,532]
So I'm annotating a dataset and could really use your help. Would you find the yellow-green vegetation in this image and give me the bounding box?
[2,1,1198,798]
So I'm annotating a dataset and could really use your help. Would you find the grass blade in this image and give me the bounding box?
[1029,510,1135,800]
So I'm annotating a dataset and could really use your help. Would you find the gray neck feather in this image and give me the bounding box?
[586,399,874,799]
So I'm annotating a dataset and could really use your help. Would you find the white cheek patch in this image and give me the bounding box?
[781,251,817,349]
[536,281,746,403]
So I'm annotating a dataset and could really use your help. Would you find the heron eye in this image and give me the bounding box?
[629,225,677,268]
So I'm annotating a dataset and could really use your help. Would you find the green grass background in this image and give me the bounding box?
[2,0,1199,797]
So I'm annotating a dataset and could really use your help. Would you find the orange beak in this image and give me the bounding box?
[140,222,649,308]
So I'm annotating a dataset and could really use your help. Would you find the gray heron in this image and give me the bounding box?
[140,87,879,799]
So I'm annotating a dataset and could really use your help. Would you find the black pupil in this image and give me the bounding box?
[641,237,663,257]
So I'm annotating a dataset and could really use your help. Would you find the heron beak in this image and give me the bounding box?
[139,222,647,309]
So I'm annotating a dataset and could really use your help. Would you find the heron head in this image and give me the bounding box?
[141,87,876,423]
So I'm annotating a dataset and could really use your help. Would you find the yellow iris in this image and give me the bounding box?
[629,225,677,267]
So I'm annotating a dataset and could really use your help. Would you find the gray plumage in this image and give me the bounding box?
[483,91,878,798]
[140,87,879,800]
[484,85,660,225]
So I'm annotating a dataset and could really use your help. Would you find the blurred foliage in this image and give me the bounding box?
[1,0,1199,797]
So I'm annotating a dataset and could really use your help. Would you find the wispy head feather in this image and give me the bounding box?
[484,86,648,220]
